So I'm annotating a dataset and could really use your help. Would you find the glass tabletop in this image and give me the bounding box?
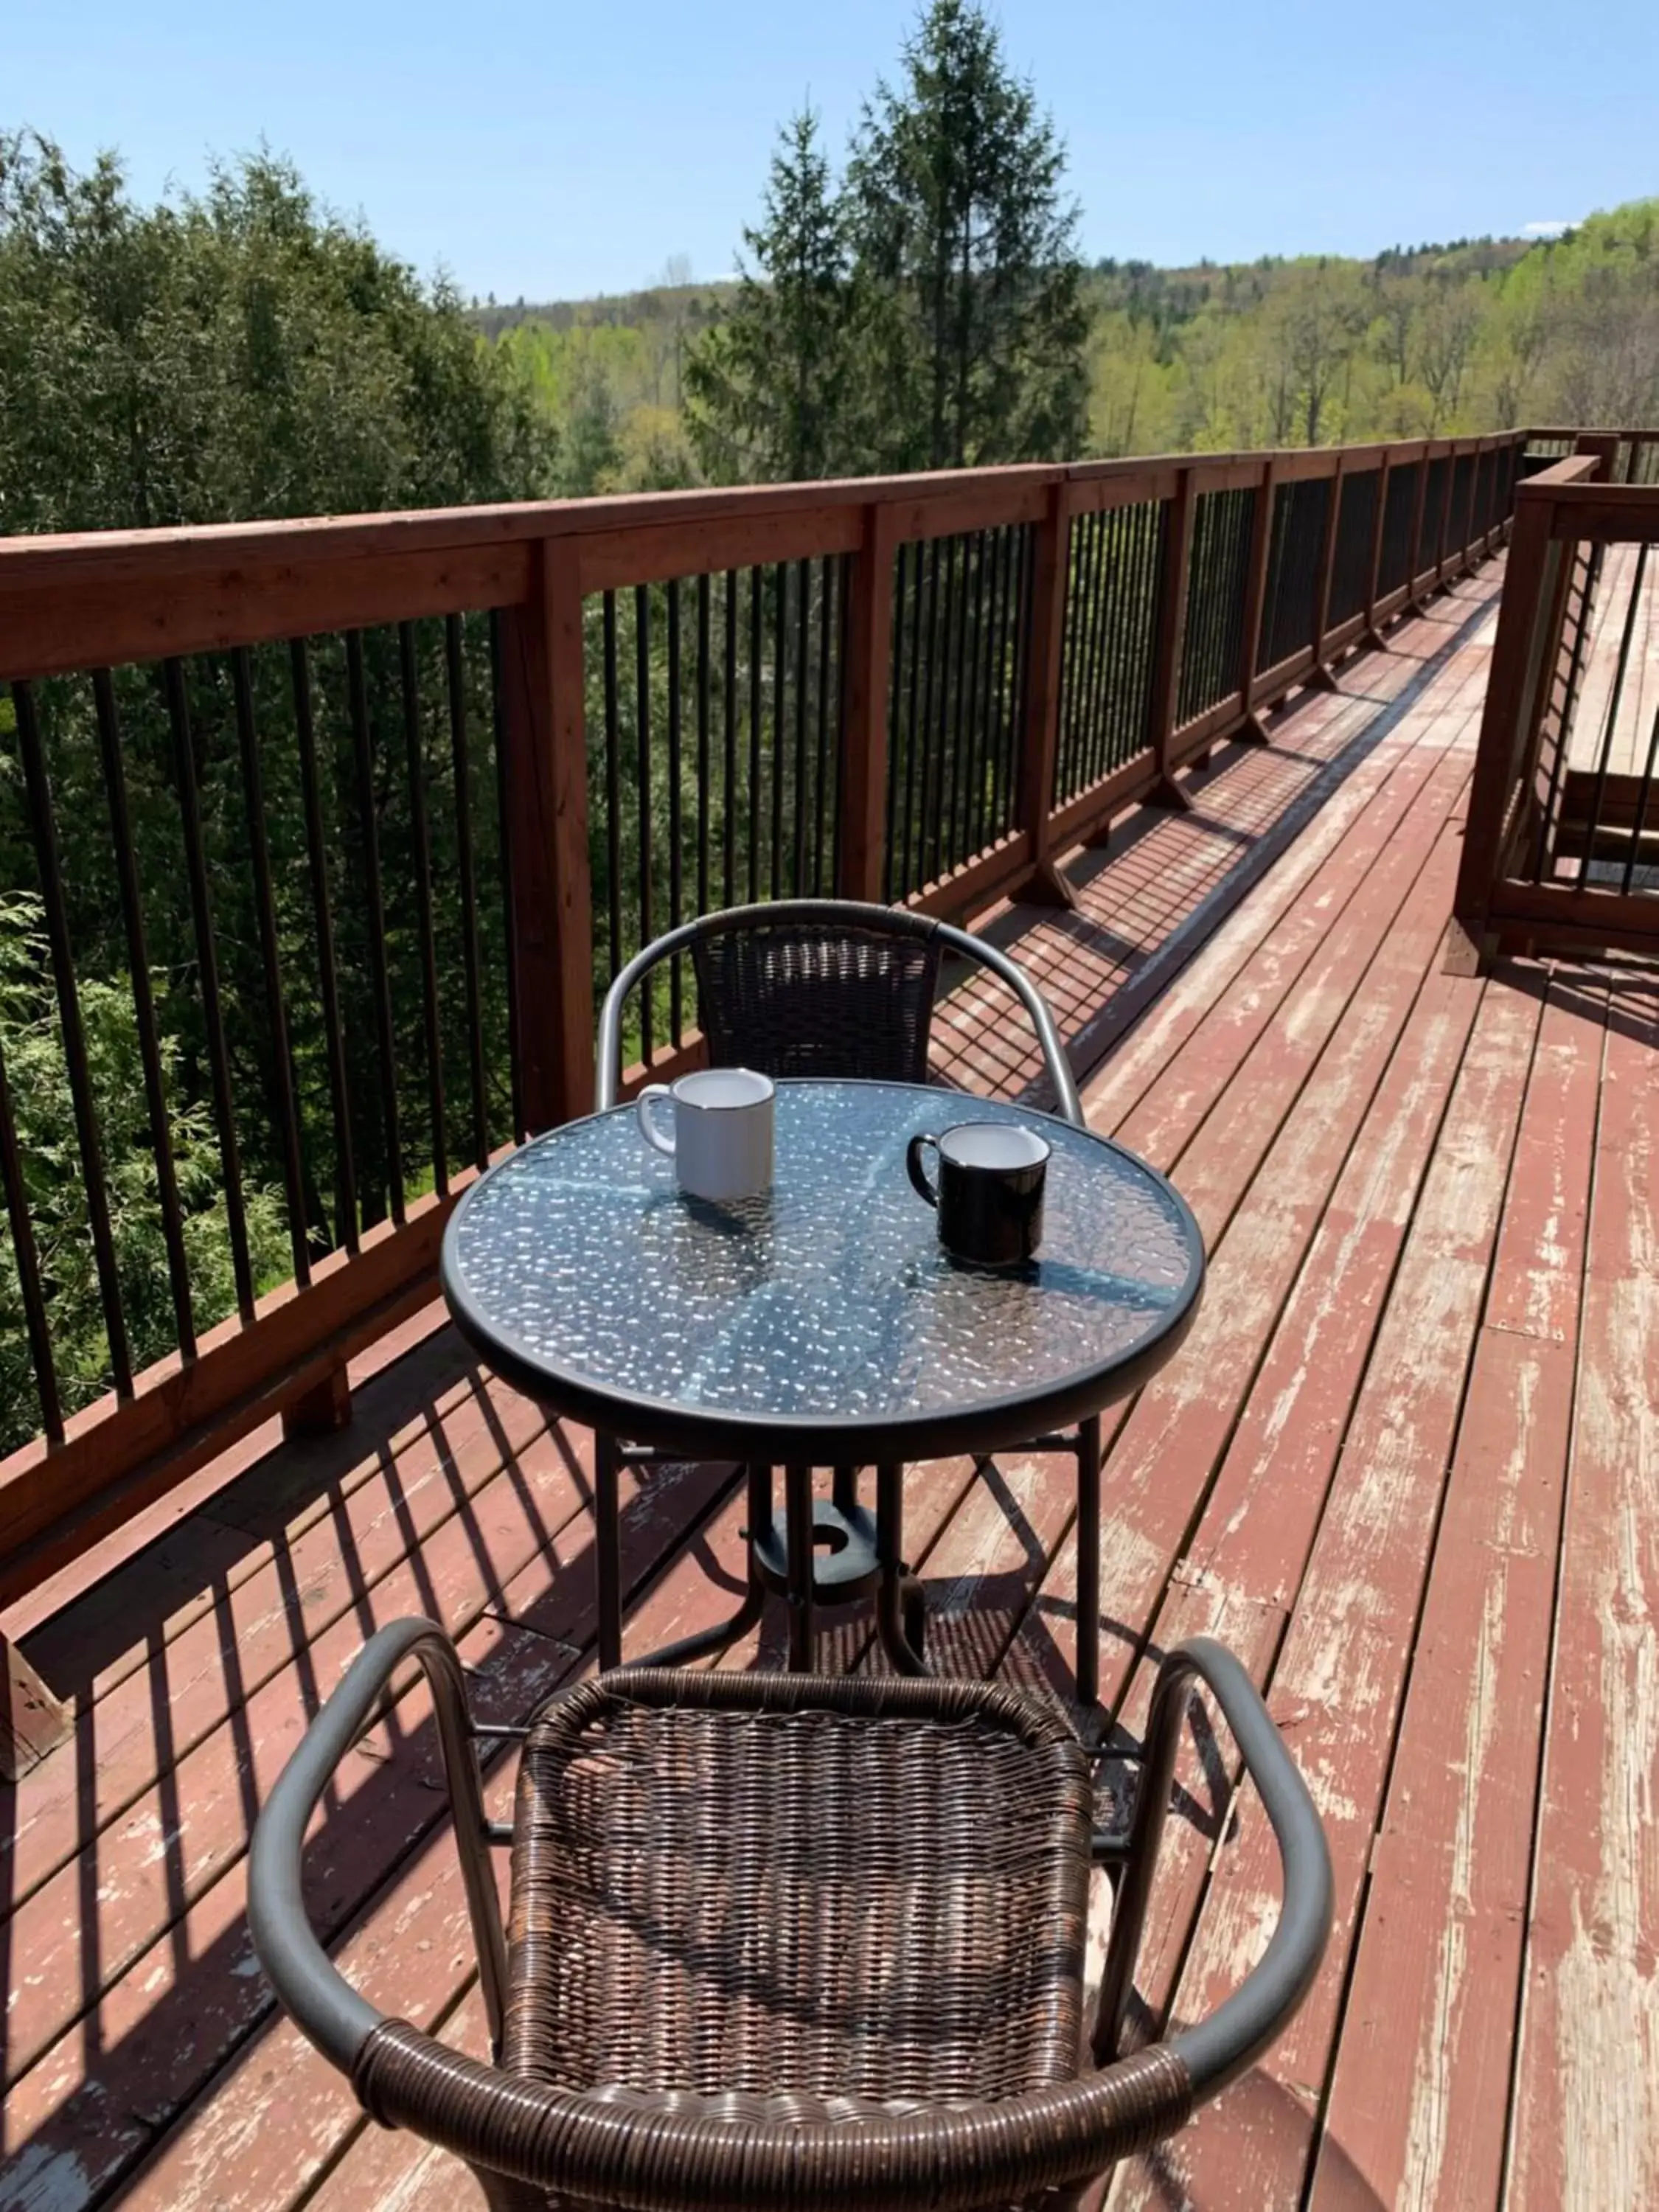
[442,1079,1203,1458]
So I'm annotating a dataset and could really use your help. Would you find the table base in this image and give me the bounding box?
[593,1419,1102,1704]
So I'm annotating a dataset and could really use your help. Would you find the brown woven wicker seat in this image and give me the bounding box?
[251,1624,1332,2212]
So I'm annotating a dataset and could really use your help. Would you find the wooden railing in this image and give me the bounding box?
[0,430,1523,1596]
[1453,431,1659,967]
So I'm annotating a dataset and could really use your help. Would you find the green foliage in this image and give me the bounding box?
[0,894,288,1453]
[681,0,1088,481]
[684,109,851,483]
[0,128,558,532]
[844,0,1088,470]
[1081,208,1659,454]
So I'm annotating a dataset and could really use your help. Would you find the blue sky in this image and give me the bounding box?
[9,0,1655,301]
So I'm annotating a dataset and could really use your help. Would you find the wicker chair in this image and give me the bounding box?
[251,1620,1332,2212]
[594,899,1087,1674]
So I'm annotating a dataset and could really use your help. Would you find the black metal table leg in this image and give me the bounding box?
[1076,1412,1102,1707]
[634,1464,771,1667]
[785,1463,815,1671]
[595,1427,623,1670]
[874,1461,929,1675]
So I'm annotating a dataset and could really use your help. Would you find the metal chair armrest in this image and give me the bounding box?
[934,919,1084,1124]
[1094,1635,1332,2100]
[248,1618,509,2073]
[596,919,705,1110]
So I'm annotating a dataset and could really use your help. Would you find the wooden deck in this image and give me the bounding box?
[4,559,1657,2211]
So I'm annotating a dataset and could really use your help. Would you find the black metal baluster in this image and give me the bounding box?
[397,625,448,1194]
[919,538,948,891]
[883,544,910,902]
[986,531,1012,831]
[793,557,810,894]
[1054,515,1081,801]
[696,574,712,919]
[833,553,851,894]
[602,593,623,985]
[94,669,195,1349]
[293,641,358,1247]
[813,556,834,894]
[1085,509,1115,782]
[950,536,976,868]
[1621,703,1659,897]
[0,1023,60,1439]
[985,527,1011,837]
[900,543,929,900]
[1011,521,1034,818]
[933,538,962,876]
[162,659,256,1316]
[487,613,524,1144]
[634,585,655,1060]
[1137,504,1163,756]
[445,616,490,1169]
[667,578,684,1042]
[962,532,992,854]
[722,571,738,909]
[346,631,406,1226]
[1581,542,1646,877]
[10,681,133,1387]
[770,563,787,897]
[1531,545,1599,883]
[232,648,313,1276]
[748,567,764,902]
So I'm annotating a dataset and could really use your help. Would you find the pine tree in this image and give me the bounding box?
[684,108,851,484]
[844,0,1088,471]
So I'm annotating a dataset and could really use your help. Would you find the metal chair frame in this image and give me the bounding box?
[251,1619,1332,2212]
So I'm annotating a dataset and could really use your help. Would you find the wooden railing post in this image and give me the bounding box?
[1363,447,1393,648]
[1309,451,1345,687]
[1450,487,1565,969]
[1147,465,1197,807]
[497,536,595,1132]
[1237,457,1278,741]
[837,502,897,904]
[1010,479,1078,902]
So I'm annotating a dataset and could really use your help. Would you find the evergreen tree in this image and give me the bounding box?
[844,0,1088,471]
[684,109,851,483]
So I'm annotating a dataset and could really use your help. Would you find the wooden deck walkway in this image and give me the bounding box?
[4,559,1656,2212]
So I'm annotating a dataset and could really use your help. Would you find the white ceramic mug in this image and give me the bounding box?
[636,1068,775,1200]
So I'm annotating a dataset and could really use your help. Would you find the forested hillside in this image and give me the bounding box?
[486,206,1659,489]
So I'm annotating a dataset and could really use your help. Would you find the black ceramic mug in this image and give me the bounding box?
[905,1121,1051,1266]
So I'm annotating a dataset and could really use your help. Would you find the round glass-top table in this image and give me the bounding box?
[442,1080,1204,1698]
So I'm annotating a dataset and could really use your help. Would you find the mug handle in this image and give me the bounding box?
[636,1083,676,1158]
[905,1133,941,1208]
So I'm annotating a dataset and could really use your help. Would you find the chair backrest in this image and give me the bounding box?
[596,899,1083,1124]
[690,911,945,1085]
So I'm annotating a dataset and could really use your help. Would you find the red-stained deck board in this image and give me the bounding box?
[1085,636,1491,1152]
[1503,971,1659,2211]
[1088,953,1491,2059]
[1,1358,556,1919]
[0,1455,741,2208]
[995,790,1477,1747]
[0,1417,635,2090]
[1104,970,1548,2212]
[1310,981,1605,2212]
